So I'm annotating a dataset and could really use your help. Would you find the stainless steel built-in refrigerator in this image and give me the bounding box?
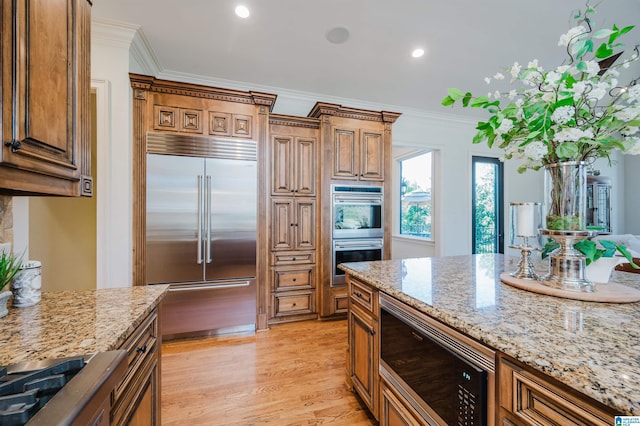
[145,132,257,338]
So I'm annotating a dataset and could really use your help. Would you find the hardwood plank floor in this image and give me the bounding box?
[161,320,376,425]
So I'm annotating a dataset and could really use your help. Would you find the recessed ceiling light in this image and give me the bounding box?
[235,5,250,18]
[411,48,425,58]
[326,27,350,44]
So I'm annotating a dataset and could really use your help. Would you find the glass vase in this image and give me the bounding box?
[543,161,587,231]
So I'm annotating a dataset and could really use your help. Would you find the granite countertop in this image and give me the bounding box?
[339,254,640,416]
[0,285,169,366]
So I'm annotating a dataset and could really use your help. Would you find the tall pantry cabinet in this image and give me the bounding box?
[308,103,400,318]
[1,0,93,196]
[268,115,320,324]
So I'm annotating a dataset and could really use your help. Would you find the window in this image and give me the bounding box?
[399,152,432,239]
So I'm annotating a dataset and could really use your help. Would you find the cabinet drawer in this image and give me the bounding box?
[273,291,314,316]
[500,358,613,426]
[349,277,378,316]
[113,309,158,402]
[271,251,315,265]
[273,266,315,291]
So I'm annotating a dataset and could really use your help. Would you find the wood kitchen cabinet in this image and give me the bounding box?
[332,127,384,181]
[308,103,400,319]
[268,115,320,324]
[112,308,160,425]
[271,198,316,251]
[1,0,93,196]
[272,134,316,196]
[347,275,379,420]
[380,379,427,426]
[498,354,616,426]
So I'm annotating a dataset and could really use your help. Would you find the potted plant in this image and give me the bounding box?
[0,250,23,318]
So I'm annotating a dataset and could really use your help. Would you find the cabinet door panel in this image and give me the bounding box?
[272,136,293,194]
[3,0,78,179]
[332,128,357,179]
[349,305,377,415]
[360,131,384,181]
[295,199,316,250]
[295,137,316,195]
[271,198,294,250]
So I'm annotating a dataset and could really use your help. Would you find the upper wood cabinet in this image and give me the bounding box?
[333,127,384,181]
[271,135,316,196]
[271,198,316,251]
[0,0,93,196]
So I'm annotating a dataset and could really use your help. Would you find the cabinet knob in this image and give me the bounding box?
[356,292,362,298]
[369,328,375,336]
[292,278,296,282]
[292,257,297,261]
[292,302,297,307]
[290,223,294,226]
[136,344,148,353]
[291,189,295,192]
[4,139,21,152]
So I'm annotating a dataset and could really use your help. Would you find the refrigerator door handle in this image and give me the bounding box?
[197,175,203,264]
[206,175,212,263]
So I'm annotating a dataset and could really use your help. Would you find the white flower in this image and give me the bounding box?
[554,127,594,143]
[495,118,514,135]
[572,81,588,101]
[626,138,640,155]
[493,72,505,80]
[545,71,563,86]
[558,25,586,47]
[527,59,543,72]
[556,65,571,74]
[485,77,491,84]
[508,90,517,100]
[614,106,640,122]
[524,141,548,161]
[551,106,574,125]
[494,90,501,99]
[583,60,601,78]
[627,85,640,103]
[510,62,521,80]
[621,126,639,136]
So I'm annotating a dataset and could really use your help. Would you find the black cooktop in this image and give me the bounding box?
[0,357,86,425]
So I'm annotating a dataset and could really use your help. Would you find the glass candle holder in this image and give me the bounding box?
[509,202,543,280]
[510,202,543,249]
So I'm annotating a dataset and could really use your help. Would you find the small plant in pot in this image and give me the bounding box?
[0,251,23,318]
[542,239,640,282]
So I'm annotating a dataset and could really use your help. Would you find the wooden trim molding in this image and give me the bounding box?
[269,114,320,129]
[129,74,277,110]
[307,102,401,124]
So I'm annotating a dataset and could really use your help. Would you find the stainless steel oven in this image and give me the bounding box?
[379,294,496,426]
[332,185,383,238]
[332,238,383,286]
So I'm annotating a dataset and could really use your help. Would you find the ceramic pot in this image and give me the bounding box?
[585,257,622,283]
[12,261,42,308]
[0,290,11,318]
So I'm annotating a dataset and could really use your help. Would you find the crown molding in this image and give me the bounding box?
[130,29,162,76]
[91,18,138,49]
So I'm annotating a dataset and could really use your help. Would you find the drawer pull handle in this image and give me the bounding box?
[355,292,362,298]
[4,139,21,152]
[292,278,296,282]
[136,344,148,354]
[292,257,296,261]
[369,328,375,336]
[292,303,297,307]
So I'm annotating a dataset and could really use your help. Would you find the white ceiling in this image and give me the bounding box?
[92,0,640,117]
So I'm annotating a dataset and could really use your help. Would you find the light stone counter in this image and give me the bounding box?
[0,285,169,366]
[339,254,640,416]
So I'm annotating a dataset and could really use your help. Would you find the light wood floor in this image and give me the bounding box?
[161,320,376,425]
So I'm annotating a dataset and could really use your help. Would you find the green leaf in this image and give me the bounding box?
[556,142,579,158]
[462,93,473,107]
[441,96,455,106]
[620,25,634,35]
[595,43,614,59]
[470,96,489,108]
[447,88,465,101]
[592,29,615,39]
[472,131,487,144]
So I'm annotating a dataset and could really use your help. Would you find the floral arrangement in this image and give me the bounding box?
[441,6,640,173]
[542,238,639,268]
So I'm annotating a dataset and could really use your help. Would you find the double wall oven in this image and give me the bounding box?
[332,185,383,285]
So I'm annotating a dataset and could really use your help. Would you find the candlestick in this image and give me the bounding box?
[517,204,535,237]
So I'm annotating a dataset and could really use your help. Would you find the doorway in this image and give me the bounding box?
[472,156,504,254]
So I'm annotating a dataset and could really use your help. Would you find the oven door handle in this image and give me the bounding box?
[334,242,384,250]
[333,196,382,205]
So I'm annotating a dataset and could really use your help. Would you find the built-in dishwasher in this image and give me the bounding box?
[379,294,496,426]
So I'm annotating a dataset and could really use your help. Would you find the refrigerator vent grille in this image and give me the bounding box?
[146,132,257,161]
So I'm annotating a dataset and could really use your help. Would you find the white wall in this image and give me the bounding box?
[624,155,640,235]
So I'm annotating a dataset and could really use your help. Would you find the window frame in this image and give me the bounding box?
[397,150,434,241]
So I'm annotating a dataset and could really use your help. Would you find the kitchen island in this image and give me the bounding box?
[340,254,640,422]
